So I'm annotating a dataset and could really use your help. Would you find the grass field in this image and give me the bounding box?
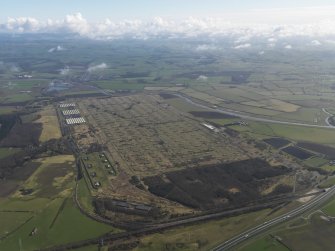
[320,164,335,172]
[0,153,121,251]
[35,105,62,142]
[0,147,20,159]
[62,90,103,96]
[73,245,101,251]
[239,235,289,251]
[232,122,335,147]
[0,93,34,104]
[13,155,75,198]
[95,81,147,90]
[318,177,335,189]
[322,196,335,216]
[0,107,18,115]
[0,197,51,211]
[0,198,118,250]
[77,174,95,213]
[0,211,34,238]
[81,152,115,192]
[165,97,209,113]
[303,157,329,168]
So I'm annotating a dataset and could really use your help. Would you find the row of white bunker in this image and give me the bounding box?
[66,117,86,125]
[59,103,76,108]
[62,109,80,116]
[59,103,86,125]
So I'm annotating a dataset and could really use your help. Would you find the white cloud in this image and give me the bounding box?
[234,43,251,49]
[2,8,335,41]
[9,64,20,72]
[87,63,107,72]
[197,75,208,81]
[310,40,321,46]
[59,66,70,75]
[234,36,251,44]
[284,44,292,49]
[56,45,65,51]
[63,13,90,35]
[195,44,219,51]
[48,45,65,53]
[5,17,40,32]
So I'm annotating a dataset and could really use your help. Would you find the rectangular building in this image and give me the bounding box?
[59,103,76,108]
[66,117,86,125]
[62,109,80,116]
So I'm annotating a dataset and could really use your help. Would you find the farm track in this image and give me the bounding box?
[322,108,334,127]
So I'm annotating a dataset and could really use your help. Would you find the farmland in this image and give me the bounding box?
[0,155,120,250]
[1,33,335,250]
[34,106,62,142]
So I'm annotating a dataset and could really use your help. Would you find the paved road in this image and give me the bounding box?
[212,186,335,251]
[177,94,335,129]
[322,108,334,127]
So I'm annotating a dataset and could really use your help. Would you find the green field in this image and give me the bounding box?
[81,152,116,192]
[0,147,21,159]
[231,122,335,147]
[95,81,147,90]
[303,157,329,168]
[0,211,34,238]
[15,155,76,198]
[319,177,335,188]
[322,196,335,216]
[0,153,121,251]
[77,176,95,213]
[0,93,34,104]
[239,235,289,251]
[0,198,118,250]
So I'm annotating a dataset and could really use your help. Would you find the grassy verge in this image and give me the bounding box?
[239,235,289,251]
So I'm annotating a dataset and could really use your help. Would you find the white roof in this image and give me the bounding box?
[59,103,76,108]
[62,109,80,115]
[66,117,86,125]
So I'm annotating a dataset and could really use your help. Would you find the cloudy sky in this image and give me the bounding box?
[2,0,335,21]
[1,1,335,40]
